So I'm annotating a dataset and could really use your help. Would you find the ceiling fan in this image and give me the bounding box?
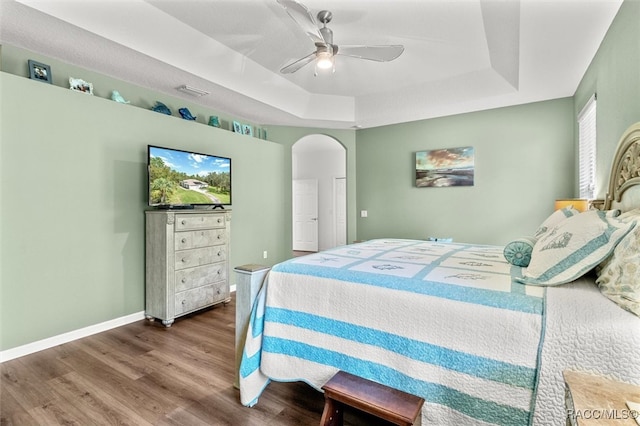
[277,0,404,74]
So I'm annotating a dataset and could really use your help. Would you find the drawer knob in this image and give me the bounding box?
[217,270,221,275]
[181,300,186,305]
[217,235,221,240]
[217,218,222,223]
[181,220,186,225]
[181,258,186,263]
[216,289,221,294]
[181,278,186,283]
[181,238,186,243]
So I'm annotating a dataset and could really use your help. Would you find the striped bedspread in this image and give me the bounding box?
[240,239,546,425]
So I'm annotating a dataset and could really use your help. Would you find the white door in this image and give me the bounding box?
[334,177,347,246]
[293,179,319,251]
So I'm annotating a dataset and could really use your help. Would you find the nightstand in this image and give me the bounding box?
[563,370,640,425]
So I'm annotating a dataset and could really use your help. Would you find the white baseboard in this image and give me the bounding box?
[0,311,146,363]
[1,287,237,363]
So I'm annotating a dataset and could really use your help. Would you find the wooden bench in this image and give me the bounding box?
[320,371,424,426]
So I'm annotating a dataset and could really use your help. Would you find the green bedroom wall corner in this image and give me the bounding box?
[355,98,576,246]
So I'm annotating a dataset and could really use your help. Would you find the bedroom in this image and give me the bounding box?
[1,0,639,424]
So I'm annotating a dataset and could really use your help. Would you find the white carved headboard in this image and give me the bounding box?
[603,122,640,212]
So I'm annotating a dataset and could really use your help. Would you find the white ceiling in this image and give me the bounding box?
[0,0,623,129]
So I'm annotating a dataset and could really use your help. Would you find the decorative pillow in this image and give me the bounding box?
[534,207,580,239]
[596,208,640,273]
[596,223,640,317]
[517,210,636,286]
[503,236,537,267]
[617,207,640,222]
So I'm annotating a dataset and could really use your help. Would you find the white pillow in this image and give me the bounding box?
[517,210,636,286]
[617,207,640,222]
[534,207,580,239]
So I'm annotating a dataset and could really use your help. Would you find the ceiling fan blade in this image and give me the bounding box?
[336,45,405,62]
[280,52,316,74]
[277,0,324,45]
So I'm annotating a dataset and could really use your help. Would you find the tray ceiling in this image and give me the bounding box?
[0,0,623,129]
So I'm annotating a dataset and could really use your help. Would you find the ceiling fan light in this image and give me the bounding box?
[316,51,334,69]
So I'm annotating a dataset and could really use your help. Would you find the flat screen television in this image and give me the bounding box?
[147,145,231,208]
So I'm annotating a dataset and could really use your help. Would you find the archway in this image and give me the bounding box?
[292,135,347,252]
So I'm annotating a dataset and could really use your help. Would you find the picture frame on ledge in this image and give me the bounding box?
[69,77,94,95]
[208,116,220,128]
[233,121,242,133]
[242,124,253,137]
[28,60,52,84]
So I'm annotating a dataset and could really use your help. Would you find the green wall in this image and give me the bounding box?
[0,69,290,351]
[355,99,575,245]
[574,0,640,198]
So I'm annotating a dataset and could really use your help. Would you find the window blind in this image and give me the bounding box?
[577,94,596,199]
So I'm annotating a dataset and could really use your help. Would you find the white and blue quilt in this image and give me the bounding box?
[240,239,546,425]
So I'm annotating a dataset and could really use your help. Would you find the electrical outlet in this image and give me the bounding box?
[263,250,268,259]
[360,210,368,218]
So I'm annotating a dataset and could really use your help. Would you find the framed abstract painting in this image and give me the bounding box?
[415,146,474,187]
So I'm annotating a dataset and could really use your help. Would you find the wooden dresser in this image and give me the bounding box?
[145,209,231,327]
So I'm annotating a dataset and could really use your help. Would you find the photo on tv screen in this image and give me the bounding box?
[148,145,231,206]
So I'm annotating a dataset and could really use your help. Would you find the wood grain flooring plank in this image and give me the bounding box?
[55,347,178,423]
[154,407,214,426]
[47,371,153,426]
[135,340,235,389]
[12,347,72,382]
[0,383,37,426]
[26,396,88,426]
[179,385,280,426]
[72,332,152,380]
[0,358,58,411]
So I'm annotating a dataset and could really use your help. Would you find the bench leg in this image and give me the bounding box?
[320,397,344,426]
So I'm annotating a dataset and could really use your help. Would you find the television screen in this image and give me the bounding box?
[148,145,231,207]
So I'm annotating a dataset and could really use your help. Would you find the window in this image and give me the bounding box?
[577,94,596,199]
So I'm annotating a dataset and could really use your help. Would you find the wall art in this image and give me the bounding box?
[28,60,52,84]
[415,146,474,187]
[242,124,253,137]
[69,77,93,95]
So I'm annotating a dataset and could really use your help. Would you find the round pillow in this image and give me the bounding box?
[503,237,537,267]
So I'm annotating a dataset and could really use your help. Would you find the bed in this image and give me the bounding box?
[239,122,640,425]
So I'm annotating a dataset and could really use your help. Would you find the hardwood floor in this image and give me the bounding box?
[1,294,393,425]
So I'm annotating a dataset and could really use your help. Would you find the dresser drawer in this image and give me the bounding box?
[175,246,227,270]
[175,214,226,231]
[175,281,228,316]
[175,228,226,250]
[175,263,227,293]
